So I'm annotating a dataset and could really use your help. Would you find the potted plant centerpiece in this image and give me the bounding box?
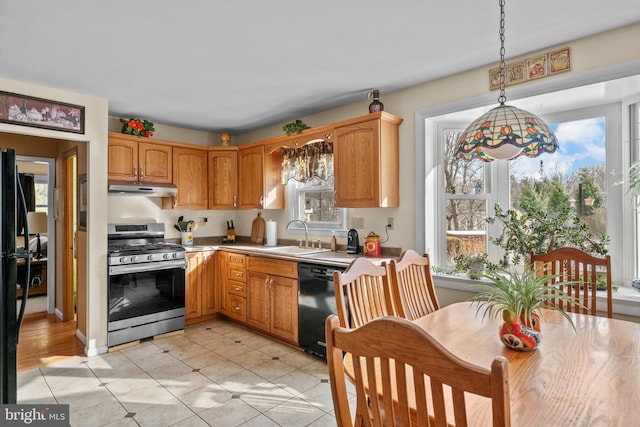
[471,266,580,351]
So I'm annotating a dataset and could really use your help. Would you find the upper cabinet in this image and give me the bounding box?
[208,148,238,209]
[238,144,284,210]
[108,133,172,184]
[333,112,403,207]
[109,111,401,210]
[168,146,208,210]
[238,145,263,209]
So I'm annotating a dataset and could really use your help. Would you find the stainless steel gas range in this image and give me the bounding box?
[107,223,186,347]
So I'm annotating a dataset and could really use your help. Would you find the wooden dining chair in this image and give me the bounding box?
[388,249,440,320]
[326,314,511,427]
[530,247,612,318]
[334,257,395,328]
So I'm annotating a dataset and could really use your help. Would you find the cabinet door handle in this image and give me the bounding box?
[233,287,241,291]
[233,195,237,207]
[139,168,144,179]
[133,167,137,179]
[259,195,264,207]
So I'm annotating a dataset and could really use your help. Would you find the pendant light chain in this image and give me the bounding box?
[454,0,559,161]
[498,0,506,105]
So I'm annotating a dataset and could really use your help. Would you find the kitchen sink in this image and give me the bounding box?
[260,245,332,255]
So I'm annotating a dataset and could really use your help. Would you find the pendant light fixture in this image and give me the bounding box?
[455,0,559,162]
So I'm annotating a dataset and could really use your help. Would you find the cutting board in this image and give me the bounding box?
[251,212,266,243]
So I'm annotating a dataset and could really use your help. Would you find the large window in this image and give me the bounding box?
[441,116,608,267]
[429,100,625,283]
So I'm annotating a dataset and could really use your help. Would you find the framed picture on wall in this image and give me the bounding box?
[488,66,503,91]
[0,91,85,134]
[549,47,571,74]
[78,174,87,231]
[527,55,548,80]
[506,61,526,86]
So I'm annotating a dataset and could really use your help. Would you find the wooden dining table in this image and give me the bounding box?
[344,301,640,426]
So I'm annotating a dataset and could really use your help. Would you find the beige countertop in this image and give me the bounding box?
[183,243,396,267]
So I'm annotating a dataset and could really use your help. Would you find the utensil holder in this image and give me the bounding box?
[181,232,193,246]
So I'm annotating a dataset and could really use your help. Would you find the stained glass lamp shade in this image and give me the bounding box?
[455,103,559,161]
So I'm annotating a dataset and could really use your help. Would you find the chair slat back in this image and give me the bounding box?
[530,247,612,317]
[326,315,511,427]
[334,257,395,328]
[389,250,440,320]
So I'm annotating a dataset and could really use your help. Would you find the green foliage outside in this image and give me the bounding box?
[487,203,609,268]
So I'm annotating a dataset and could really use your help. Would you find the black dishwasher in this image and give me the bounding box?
[298,262,346,359]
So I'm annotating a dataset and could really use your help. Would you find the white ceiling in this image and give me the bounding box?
[1,1,639,134]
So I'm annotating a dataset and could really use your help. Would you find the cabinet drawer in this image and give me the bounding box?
[247,256,298,279]
[227,294,246,322]
[228,268,246,282]
[228,253,246,268]
[227,280,246,297]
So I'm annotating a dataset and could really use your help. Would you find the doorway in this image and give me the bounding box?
[15,156,55,315]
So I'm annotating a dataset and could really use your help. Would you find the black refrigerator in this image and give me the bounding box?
[1,147,30,404]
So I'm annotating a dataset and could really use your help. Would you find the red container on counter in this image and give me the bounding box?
[364,232,381,257]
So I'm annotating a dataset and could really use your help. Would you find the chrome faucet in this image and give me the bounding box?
[286,220,309,247]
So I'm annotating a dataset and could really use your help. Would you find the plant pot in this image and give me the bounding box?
[520,311,541,332]
[469,261,485,275]
[499,317,542,351]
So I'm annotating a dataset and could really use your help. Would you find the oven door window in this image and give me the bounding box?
[109,268,185,322]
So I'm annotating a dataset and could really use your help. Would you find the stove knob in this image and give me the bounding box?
[130,256,138,263]
[119,257,127,264]
[147,255,154,261]
[172,252,178,259]
[163,253,170,259]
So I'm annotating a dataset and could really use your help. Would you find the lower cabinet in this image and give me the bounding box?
[220,251,247,322]
[185,251,216,321]
[246,271,270,330]
[212,251,299,345]
[201,251,217,315]
[226,281,247,322]
[246,257,298,344]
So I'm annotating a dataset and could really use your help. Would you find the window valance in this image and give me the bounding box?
[281,141,333,184]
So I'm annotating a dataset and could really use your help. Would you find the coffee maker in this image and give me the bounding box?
[347,229,360,254]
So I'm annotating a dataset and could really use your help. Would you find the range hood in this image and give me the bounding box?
[108,182,177,197]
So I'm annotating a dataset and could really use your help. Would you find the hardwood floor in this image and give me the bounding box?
[17,312,85,372]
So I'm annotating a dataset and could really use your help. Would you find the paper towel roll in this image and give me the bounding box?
[265,220,277,246]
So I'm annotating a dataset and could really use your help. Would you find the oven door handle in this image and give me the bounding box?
[109,259,187,275]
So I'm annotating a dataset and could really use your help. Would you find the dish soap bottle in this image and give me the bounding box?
[330,232,337,252]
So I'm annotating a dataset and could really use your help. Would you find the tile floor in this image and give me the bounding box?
[18,318,354,426]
